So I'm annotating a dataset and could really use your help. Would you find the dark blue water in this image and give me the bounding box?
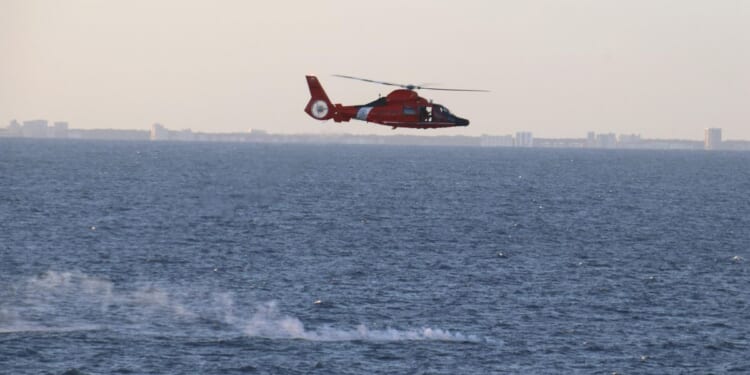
[2,138,749,374]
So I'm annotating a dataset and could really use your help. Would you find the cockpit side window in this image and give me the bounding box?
[403,106,417,115]
[434,105,450,114]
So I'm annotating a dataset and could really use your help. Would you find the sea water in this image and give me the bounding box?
[1,139,748,374]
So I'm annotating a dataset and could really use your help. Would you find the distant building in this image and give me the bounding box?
[22,120,49,138]
[174,128,194,142]
[480,134,514,147]
[53,122,69,138]
[586,131,596,148]
[515,132,533,147]
[68,128,149,141]
[596,133,617,148]
[150,123,169,141]
[4,119,70,138]
[4,120,22,137]
[618,133,642,148]
[618,133,640,144]
[534,138,586,148]
[704,128,722,150]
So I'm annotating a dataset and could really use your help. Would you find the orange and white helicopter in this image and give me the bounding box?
[304,75,488,129]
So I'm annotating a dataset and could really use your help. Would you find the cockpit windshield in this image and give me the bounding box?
[433,105,451,114]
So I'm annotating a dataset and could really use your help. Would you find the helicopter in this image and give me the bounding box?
[304,74,488,129]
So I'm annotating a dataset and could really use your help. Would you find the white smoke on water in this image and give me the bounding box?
[27,270,115,303]
[0,271,105,334]
[241,301,480,342]
[1,270,192,333]
[2,271,480,343]
[21,270,196,317]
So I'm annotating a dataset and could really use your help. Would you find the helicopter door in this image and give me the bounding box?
[419,106,431,122]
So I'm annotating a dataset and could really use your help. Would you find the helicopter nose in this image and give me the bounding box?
[456,117,470,126]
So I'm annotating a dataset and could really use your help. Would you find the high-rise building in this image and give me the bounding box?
[515,132,533,147]
[586,132,596,148]
[150,123,169,141]
[596,133,617,148]
[704,128,722,150]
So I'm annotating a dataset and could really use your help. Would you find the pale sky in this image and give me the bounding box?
[1,0,748,139]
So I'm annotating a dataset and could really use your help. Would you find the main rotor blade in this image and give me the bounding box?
[332,74,404,88]
[333,74,490,92]
[420,87,491,92]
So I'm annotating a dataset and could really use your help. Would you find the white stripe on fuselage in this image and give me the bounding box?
[356,107,373,121]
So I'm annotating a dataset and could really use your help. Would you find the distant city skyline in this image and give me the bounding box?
[5,119,749,151]
[1,1,748,139]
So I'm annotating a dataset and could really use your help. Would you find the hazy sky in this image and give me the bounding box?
[2,0,748,139]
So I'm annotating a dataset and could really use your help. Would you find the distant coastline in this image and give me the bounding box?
[2,121,749,151]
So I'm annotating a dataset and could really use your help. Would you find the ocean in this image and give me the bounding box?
[1,138,748,374]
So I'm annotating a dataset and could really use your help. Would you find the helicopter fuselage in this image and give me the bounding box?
[304,76,470,129]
